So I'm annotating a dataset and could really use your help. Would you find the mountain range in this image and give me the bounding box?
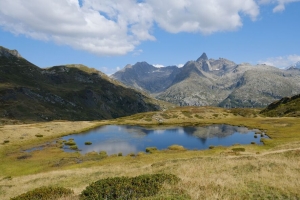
[0,46,164,123]
[112,53,300,108]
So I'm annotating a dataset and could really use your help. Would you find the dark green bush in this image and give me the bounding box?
[80,174,180,200]
[84,141,92,145]
[118,152,123,156]
[11,186,73,200]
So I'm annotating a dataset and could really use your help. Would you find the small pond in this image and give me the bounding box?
[60,124,269,155]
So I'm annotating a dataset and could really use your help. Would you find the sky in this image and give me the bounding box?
[0,0,300,75]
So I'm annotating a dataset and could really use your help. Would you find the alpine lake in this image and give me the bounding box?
[58,124,269,155]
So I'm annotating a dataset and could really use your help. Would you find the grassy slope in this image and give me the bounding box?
[1,107,300,199]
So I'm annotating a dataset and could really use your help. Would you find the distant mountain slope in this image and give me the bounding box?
[112,53,300,108]
[260,94,300,117]
[0,46,162,123]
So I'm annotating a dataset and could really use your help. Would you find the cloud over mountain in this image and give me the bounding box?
[0,0,296,56]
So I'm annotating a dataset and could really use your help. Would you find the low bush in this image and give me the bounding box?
[209,145,215,149]
[118,152,123,156]
[3,140,9,144]
[80,173,180,200]
[11,186,73,200]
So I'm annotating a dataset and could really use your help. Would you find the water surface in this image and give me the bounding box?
[61,125,268,155]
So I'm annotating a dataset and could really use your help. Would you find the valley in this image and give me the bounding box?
[1,46,300,199]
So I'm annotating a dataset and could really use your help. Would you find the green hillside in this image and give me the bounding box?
[260,94,300,117]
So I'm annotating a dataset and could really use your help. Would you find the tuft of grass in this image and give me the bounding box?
[35,134,43,138]
[232,148,245,152]
[146,147,158,153]
[69,145,78,150]
[168,145,186,151]
[64,139,76,146]
[3,140,10,144]
[99,151,108,158]
[128,152,136,157]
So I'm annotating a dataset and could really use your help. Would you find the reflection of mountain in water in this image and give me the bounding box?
[183,125,252,139]
[120,124,253,140]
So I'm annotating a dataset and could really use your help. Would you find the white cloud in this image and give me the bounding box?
[258,0,300,12]
[153,64,165,68]
[147,0,259,34]
[0,0,154,56]
[259,55,300,68]
[0,0,297,56]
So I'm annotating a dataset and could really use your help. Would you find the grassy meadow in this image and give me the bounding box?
[1,106,300,199]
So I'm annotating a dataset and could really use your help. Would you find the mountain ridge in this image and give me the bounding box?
[112,54,300,108]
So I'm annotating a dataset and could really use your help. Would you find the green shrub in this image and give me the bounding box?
[3,140,9,144]
[232,148,245,152]
[80,174,180,200]
[251,142,256,145]
[146,147,158,153]
[118,152,123,156]
[168,145,186,151]
[84,141,92,145]
[209,145,215,149]
[11,186,73,200]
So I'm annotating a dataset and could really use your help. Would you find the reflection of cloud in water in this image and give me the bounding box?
[153,130,165,135]
[82,141,138,156]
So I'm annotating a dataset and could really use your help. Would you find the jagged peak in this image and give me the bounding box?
[0,46,22,58]
[196,53,208,62]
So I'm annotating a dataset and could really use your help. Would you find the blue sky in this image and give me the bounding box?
[0,0,300,75]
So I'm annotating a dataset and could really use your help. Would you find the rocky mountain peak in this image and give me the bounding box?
[0,46,22,58]
[196,53,208,62]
